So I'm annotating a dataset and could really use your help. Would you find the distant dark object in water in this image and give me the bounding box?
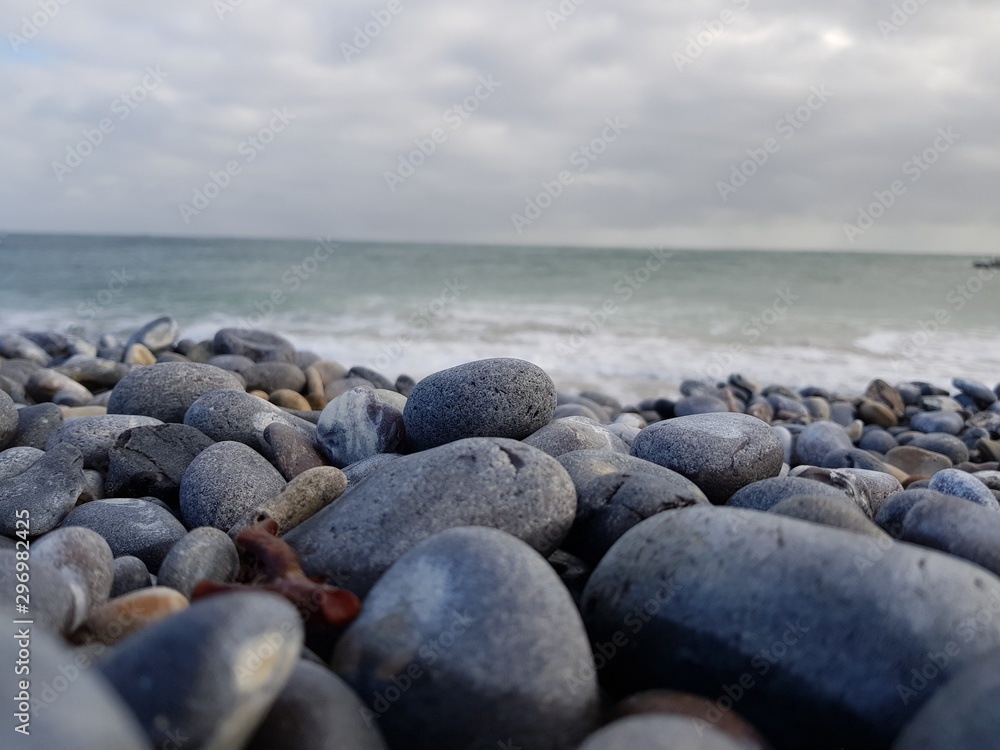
[973,256,1000,269]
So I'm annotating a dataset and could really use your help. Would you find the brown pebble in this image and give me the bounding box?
[270,389,312,411]
[123,343,157,366]
[858,399,898,428]
[261,422,328,480]
[59,405,109,418]
[73,586,188,646]
[304,365,327,410]
[249,389,270,400]
[885,445,952,476]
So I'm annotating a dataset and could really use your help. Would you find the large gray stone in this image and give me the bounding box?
[581,506,1000,750]
[630,413,783,504]
[46,415,163,471]
[332,526,599,750]
[0,446,44,480]
[402,358,557,451]
[184,388,316,453]
[179,441,287,531]
[286,437,576,596]
[108,362,243,423]
[0,442,86,536]
[316,387,405,468]
[99,592,303,750]
[61,498,188,573]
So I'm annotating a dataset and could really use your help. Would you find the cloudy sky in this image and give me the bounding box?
[1,0,997,252]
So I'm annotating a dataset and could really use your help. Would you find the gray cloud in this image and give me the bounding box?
[1,0,997,252]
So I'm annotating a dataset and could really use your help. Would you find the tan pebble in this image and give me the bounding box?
[858,399,898,428]
[124,343,157,366]
[74,586,189,646]
[60,405,108,418]
[270,389,312,411]
[304,365,327,410]
[249,389,270,400]
[229,466,347,537]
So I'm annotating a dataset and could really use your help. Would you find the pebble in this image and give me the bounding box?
[61,497,188,573]
[885,445,954,477]
[269,388,312,410]
[858,399,898,427]
[244,361,307,393]
[229,465,348,537]
[9,402,62,449]
[523,417,630,457]
[123,342,157,365]
[819,447,888,472]
[157,526,240,598]
[261,422,328,480]
[582,506,1000,749]
[953,377,997,409]
[577,714,746,750]
[564,469,709,564]
[246,660,389,750]
[317,387,406,468]
[184,387,317,452]
[286,437,576,596]
[214,327,297,362]
[673,394,730,416]
[55,355,131,391]
[26,367,93,405]
[859,427,898,453]
[0,333,51,365]
[108,361,244,423]
[911,409,965,435]
[332,526,598,749]
[32,526,115,629]
[180,440,287,530]
[794,420,854,466]
[786,465,874,516]
[727,475,854,512]
[402,358,557,451]
[927,468,999,510]
[0,442,86,536]
[105,422,216,504]
[769,494,888,538]
[909,432,970,465]
[0,445,44,480]
[900,493,1000,577]
[98,591,303,750]
[0,550,76,634]
[208,353,257,377]
[125,315,180,354]
[2,627,149,748]
[46,414,162,471]
[75,586,189,646]
[837,467,904,515]
[874,488,950,537]
[110,555,152,597]
[631,413,783,504]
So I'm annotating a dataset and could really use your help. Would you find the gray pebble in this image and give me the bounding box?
[901,494,1000,577]
[859,427,898,453]
[317,387,405,468]
[631,413,783,504]
[26,368,93,405]
[0,442,86,536]
[179,441,287,530]
[286,437,576,596]
[911,410,965,435]
[769,494,888,538]
[909,432,970,465]
[9,402,63,449]
[402,358,557,451]
[214,327,297,362]
[727,475,853,512]
[32,526,115,629]
[261,422,328,480]
[157,526,240,598]
[125,315,180,354]
[0,333,51,365]
[928,468,999,510]
[46,414,162,471]
[332,526,598,749]
[0,446,44,480]
[108,361,244,423]
[577,714,746,750]
[54,356,131,391]
[524,417,629,458]
[794,420,854,466]
[110,555,152,597]
[673,394,729,416]
[244,361,307,394]
[184,388,317,453]
[953,377,997,409]
[106,423,215,505]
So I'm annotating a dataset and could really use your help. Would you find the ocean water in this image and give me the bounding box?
[1,233,999,403]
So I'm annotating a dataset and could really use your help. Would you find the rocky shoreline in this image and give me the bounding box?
[3,316,1000,749]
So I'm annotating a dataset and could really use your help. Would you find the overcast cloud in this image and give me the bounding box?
[1,0,997,252]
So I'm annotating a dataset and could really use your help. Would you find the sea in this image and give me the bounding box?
[2,233,998,404]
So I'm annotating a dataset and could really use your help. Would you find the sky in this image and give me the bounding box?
[1,0,997,252]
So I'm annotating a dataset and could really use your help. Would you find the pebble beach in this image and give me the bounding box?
[4,316,1000,749]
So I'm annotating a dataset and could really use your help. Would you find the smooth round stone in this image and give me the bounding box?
[54,355,131,391]
[26,368,93,405]
[859,427,898,453]
[859,399,898,427]
[402,358,557,451]
[229,466,348,537]
[61,498,188,573]
[768,393,811,421]
[111,555,152,597]
[394,373,416,397]
[0,442,85,536]
[803,396,831,421]
[208,353,257,377]
[261,422,327,480]
[896,382,922,406]
[0,389,16,449]
[770,494,888,538]
[865,378,905,417]
[886,445,954,477]
[631,413,783,504]
[900,494,1000,577]
[0,445,44,480]
[326,376,375,401]
[9,402,63,450]
[577,714,746,750]
[341,452,401,487]
[0,550,76,635]
[123,342,157,365]
[32,526,115,629]
[125,315,179,354]
[269,389,311,410]
[582,506,1000,749]
[745,396,774,423]
[911,410,965,435]
[874,489,951,537]
[820,447,888,472]
[564,470,709,564]
[773,425,793,464]
[157,526,240,598]
[557,450,688,492]
[244,362,307,394]
[317,387,405,468]
[928,468,999,510]
[286,437,577,597]
[184,388,317,453]
[108,361,244,423]
[794,420,854,466]
[909,432,970,465]
[524,417,629,458]
[2,627,149,748]
[332,527,599,749]
[179,441,287,530]
[606,422,641,448]
[893,649,1000,749]
[953,377,997,409]
[0,333,51,365]
[106,423,216,504]
[920,394,965,412]
[214,327,297,363]
[673,394,729,416]
[246,660,388,750]
[76,586,190,645]
[46,414,162,471]
[727,476,853,512]
[99,592,303,750]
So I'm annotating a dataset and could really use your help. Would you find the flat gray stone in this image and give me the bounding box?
[332,527,598,749]
[795,420,854,466]
[631,413,783,504]
[402,358,557,451]
[108,362,243,423]
[286,437,576,596]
